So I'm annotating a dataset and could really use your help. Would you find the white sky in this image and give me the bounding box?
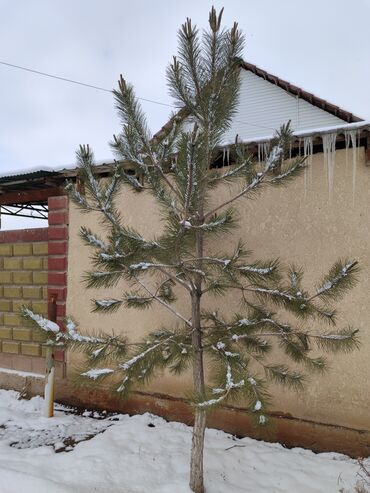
[0,0,369,228]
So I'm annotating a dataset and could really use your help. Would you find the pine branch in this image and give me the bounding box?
[264,365,304,390]
[92,299,123,313]
[311,327,360,353]
[311,260,359,302]
[134,276,192,327]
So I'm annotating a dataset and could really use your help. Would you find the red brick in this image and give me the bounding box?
[48,226,68,241]
[48,241,68,255]
[53,350,65,363]
[55,361,66,379]
[48,195,68,210]
[48,257,67,271]
[56,317,66,327]
[12,355,33,373]
[48,287,67,300]
[0,228,48,244]
[0,353,12,369]
[48,272,67,286]
[48,211,68,226]
[56,303,66,317]
[31,357,46,375]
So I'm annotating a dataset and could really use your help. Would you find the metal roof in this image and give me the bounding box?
[0,170,60,185]
[0,169,66,207]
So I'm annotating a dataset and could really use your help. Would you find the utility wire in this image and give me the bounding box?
[0,59,275,130]
[0,60,173,107]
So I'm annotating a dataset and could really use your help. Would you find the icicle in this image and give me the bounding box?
[345,129,359,205]
[345,131,350,172]
[226,147,230,165]
[322,133,337,203]
[303,136,313,199]
[303,136,313,158]
[257,142,270,163]
[345,130,359,206]
[257,143,263,162]
[223,147,226,166]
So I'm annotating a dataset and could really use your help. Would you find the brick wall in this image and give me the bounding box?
[0,194,69,376]
[0,229,48,374]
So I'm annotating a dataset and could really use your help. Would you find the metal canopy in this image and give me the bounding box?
[0,170,66,225]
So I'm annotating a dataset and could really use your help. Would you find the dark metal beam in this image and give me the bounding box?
[0,187,64,205]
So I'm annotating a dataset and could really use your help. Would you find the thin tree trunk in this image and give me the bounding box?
[190,228,207,493]
[190,406,206,493]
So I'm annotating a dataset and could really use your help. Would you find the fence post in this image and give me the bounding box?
[44,294,57,418]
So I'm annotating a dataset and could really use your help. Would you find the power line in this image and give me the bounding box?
[234,119,274,131]
[0,60,173,108]
[0,59,275,131]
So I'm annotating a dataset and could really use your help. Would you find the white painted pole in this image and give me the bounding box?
[43,347,55,418]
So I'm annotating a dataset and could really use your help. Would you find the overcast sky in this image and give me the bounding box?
[1,0,369,176]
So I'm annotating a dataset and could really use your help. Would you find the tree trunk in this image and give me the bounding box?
[189,228,206,493]
[190,406,206,493]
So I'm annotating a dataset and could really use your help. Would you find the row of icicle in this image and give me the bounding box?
[220,130,362,204]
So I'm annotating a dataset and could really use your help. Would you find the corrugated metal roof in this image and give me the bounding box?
[0,170,60,184]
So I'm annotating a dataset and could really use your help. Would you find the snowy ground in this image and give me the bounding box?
[0,389,365,493]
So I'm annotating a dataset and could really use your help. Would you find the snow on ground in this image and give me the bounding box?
[0,389,365,493]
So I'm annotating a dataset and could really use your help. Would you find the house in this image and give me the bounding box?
[0,62,369,456]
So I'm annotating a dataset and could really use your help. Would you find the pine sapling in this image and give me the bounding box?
[24,8,360,493]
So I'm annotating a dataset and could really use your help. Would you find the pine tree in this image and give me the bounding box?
[24,8,360,493]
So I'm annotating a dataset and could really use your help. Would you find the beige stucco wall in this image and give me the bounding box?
[67,147,370,432]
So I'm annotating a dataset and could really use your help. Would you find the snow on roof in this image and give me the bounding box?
[222,120,370,146]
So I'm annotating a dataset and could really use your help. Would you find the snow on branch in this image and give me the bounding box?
[64,318,105,344]
[197,364,244,408]
[22,308,60,334]
[315,261,358,300]
[311,327,360,353]
[120,343,162,371]
[93,299,123,313]
[248,287,295,302]
[81,368,115,380]
[268,158,306,184]
[238,265,274,275]
[22,308,105,346]
[264,145,283,172]
[129,262,157,271]
[66,182,90,210]
[80,227,108,251]
[121,171,144,191]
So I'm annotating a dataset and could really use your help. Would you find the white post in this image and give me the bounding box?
[43,347,55,418]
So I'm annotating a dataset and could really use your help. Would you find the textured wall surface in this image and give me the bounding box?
[66,146,370,439]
